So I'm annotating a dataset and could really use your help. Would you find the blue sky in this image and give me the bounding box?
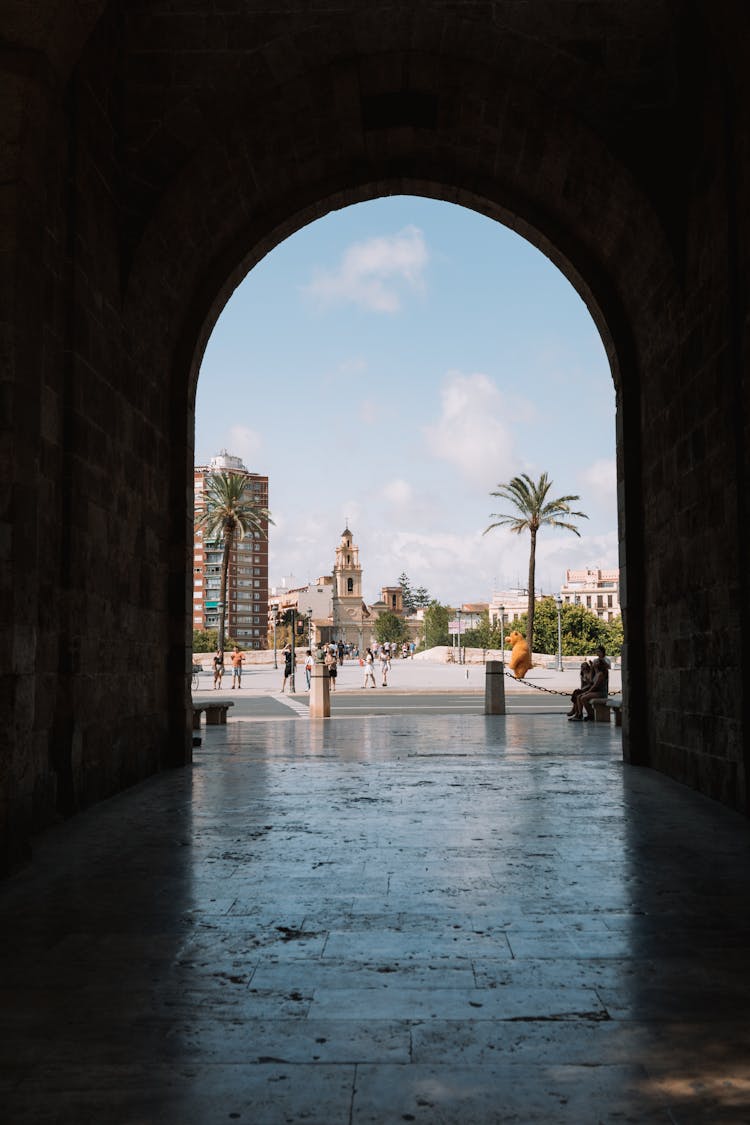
[195,196,617,605]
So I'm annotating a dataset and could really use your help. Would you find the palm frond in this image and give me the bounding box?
[544,519,584,536]
[197,471,274,539]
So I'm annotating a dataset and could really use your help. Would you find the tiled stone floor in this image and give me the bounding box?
[2,714,750,1123]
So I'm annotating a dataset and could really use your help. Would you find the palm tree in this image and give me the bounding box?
[484,472,587,654]
[197,471,274,651]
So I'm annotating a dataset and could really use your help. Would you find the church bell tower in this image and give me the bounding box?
[331,526,366,645]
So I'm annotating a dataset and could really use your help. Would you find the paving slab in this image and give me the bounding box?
[1,711,749,1123]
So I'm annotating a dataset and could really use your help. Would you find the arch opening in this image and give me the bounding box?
[191,193,626,707]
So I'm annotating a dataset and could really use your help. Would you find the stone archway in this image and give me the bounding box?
[3,2,749,868]
[123,132,675,784]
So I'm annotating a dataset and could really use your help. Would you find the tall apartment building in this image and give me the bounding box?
[560,567,620,622]
[193,452,269,648]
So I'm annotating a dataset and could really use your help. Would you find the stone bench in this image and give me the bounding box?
[591,697,623,726]
[192,701,234,729]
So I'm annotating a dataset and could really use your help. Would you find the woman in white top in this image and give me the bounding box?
[380,647,390,686]
[363,648,377,688]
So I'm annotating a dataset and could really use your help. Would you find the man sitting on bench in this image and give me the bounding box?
[569,646,609,722]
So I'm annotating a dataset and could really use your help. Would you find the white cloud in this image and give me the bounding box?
[303,226,428,313]
[579,458,617,506]
[423,371,528,487]
[226,424,263,468]
[364,528,487,604]
[269,502,364,589]
[532,529,620,594]
[382,479,414,508]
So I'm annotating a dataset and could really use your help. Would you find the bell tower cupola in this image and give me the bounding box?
[334,526,362,598]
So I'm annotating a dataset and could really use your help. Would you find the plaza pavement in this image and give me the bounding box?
[3,667,750,1123]
[196,656,622,699]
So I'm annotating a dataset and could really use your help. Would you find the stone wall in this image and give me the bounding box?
[1,1,749,869]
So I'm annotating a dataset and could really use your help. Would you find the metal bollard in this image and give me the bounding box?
[484,660,506,715]
[309,663,330,719]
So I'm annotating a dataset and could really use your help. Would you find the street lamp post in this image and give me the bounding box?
[555,595,563,672]
[217,601,225,651]
[271,607,278,669]
[499,605,505,661]
[307,606,313,650]
[290,609,296,693]
[456,608,462,664]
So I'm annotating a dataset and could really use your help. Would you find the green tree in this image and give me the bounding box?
[604,614,623,655]
[559,602,610,655]
[399,572,416,614]
[462,610,503,650]
[193,629,239,652]
[484,473,587,652]
[193,629,217,653]
[374,611,409,645]
[511,598,613,656]
[399,573,431,615]
[423,601,451,649]
[197,471,274,652]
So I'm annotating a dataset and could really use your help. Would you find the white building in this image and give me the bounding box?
[560,568,620,622]
[489,590,529,630]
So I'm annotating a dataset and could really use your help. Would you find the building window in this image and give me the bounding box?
[347,578,353,593]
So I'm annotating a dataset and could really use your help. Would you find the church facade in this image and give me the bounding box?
[330,527,372,650]
[269,526,421,652]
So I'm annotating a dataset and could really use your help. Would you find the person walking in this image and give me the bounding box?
[380,646,390,687]
[304,649,314,690]
[337,640,345,666]
[363,647,376,688]
[281,645,293,693]
[230,645,244,689]
[212,649,225,690]
[324,646,338,692]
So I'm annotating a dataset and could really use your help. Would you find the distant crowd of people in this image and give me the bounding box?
[203,640,612,712]
[203,638,419,696]
[280,638,416,692]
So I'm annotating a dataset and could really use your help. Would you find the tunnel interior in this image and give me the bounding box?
[2,2,749,869]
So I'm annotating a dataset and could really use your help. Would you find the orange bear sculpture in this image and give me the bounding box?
[507,630,532,679]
